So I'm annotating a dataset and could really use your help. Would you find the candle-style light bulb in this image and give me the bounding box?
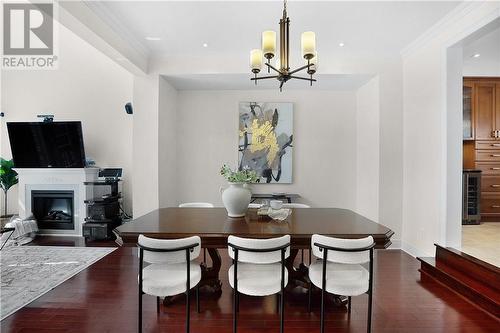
[262,31,276,59]
[301,31,316,60]
[250,49,263,72]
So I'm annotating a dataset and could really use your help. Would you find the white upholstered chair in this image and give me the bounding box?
[227,235,291,333]
[282,203,311,208]
[179,202,214,208]
[308,234,375,333]
[248,203,261,208]
[137,235,202,333]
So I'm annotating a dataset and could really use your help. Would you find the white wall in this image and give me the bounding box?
[0,23,133,215]
[356,77,380,222]
[158,77,178,208]
[377,62,404,248]
[132,74,160,217]
[402,3,500,257]
[174,89,358,209]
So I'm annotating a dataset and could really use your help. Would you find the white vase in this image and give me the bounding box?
[220,183,252,217]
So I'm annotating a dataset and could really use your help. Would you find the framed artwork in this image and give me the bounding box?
[238,102,293,183]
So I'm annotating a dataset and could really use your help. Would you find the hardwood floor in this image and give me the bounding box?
[1,237,499,332]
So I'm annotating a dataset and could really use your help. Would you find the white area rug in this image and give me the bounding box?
[0,246,116,320]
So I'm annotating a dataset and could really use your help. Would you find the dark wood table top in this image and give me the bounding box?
[115,208,394,248]
[251,193,300,198]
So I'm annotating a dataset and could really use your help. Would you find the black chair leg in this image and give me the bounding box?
[156,296,160,315]
[308,283,312,313]
[367,289,373,333]
[186,290,190,333]
[196,285,200,313]
[236,291,240,313]
[348,296,351,314]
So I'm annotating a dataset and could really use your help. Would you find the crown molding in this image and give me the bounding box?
[401,2,488,58]
[83,1,150,60]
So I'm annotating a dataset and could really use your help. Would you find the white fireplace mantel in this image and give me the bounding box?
[15,168,99,236]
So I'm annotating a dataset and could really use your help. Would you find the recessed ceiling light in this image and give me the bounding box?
[145,37,161,41]
[203,43,208,48]
[339,42,345,47]
[472,53,481,58]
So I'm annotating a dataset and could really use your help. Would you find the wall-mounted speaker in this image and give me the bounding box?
[125,102,133,114]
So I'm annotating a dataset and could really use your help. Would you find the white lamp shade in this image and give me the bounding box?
[301,31,316,59]
[262,31,276,57]
[250,49,263,70]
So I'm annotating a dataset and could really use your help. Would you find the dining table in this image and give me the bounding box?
[114,207,394,304]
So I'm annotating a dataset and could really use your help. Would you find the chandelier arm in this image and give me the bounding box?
[288,64,313,75]
[265,62,282,74]
[251,75,280,81]
[289,75,317,82]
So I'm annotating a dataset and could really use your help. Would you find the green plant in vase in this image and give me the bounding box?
[220,164,259,183]
[219,164,258,218]
[0,158,18,217]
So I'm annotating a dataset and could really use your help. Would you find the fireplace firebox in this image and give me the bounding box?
[31,190,74,230]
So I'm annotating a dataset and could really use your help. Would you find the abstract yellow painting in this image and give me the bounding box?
[239,102,293,183]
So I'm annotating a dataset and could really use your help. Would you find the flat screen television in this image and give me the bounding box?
[7,121,86,168]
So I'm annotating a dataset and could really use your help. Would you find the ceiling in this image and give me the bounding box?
[463,24,500,74]
[163,73,375,90]
[89,1,461,61]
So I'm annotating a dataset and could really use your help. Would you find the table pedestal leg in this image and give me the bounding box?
[199,248,222,296]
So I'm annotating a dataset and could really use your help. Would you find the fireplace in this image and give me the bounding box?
[31,190,74,230]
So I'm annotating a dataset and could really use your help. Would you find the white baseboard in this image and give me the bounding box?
[401,242,425,258]
[388,239,401,249]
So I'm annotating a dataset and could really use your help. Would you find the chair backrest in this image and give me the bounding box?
[138,235,201,264]
[311,234,374,264]
[248,203,261,208]
[282,203,310,208]
[179,202,214,208]
[228,235,290,264]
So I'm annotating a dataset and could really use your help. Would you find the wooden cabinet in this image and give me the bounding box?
[475,83,496,140]
[463,77,500,222]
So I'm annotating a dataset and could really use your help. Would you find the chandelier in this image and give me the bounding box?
[250,0,317,91]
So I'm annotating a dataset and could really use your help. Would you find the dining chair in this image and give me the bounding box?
[308,234,375,333]
[178,202,213,262]
[227,235,291,333]
[248,203,261,208]
[137,235,202,333]
[179,202,214,208]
